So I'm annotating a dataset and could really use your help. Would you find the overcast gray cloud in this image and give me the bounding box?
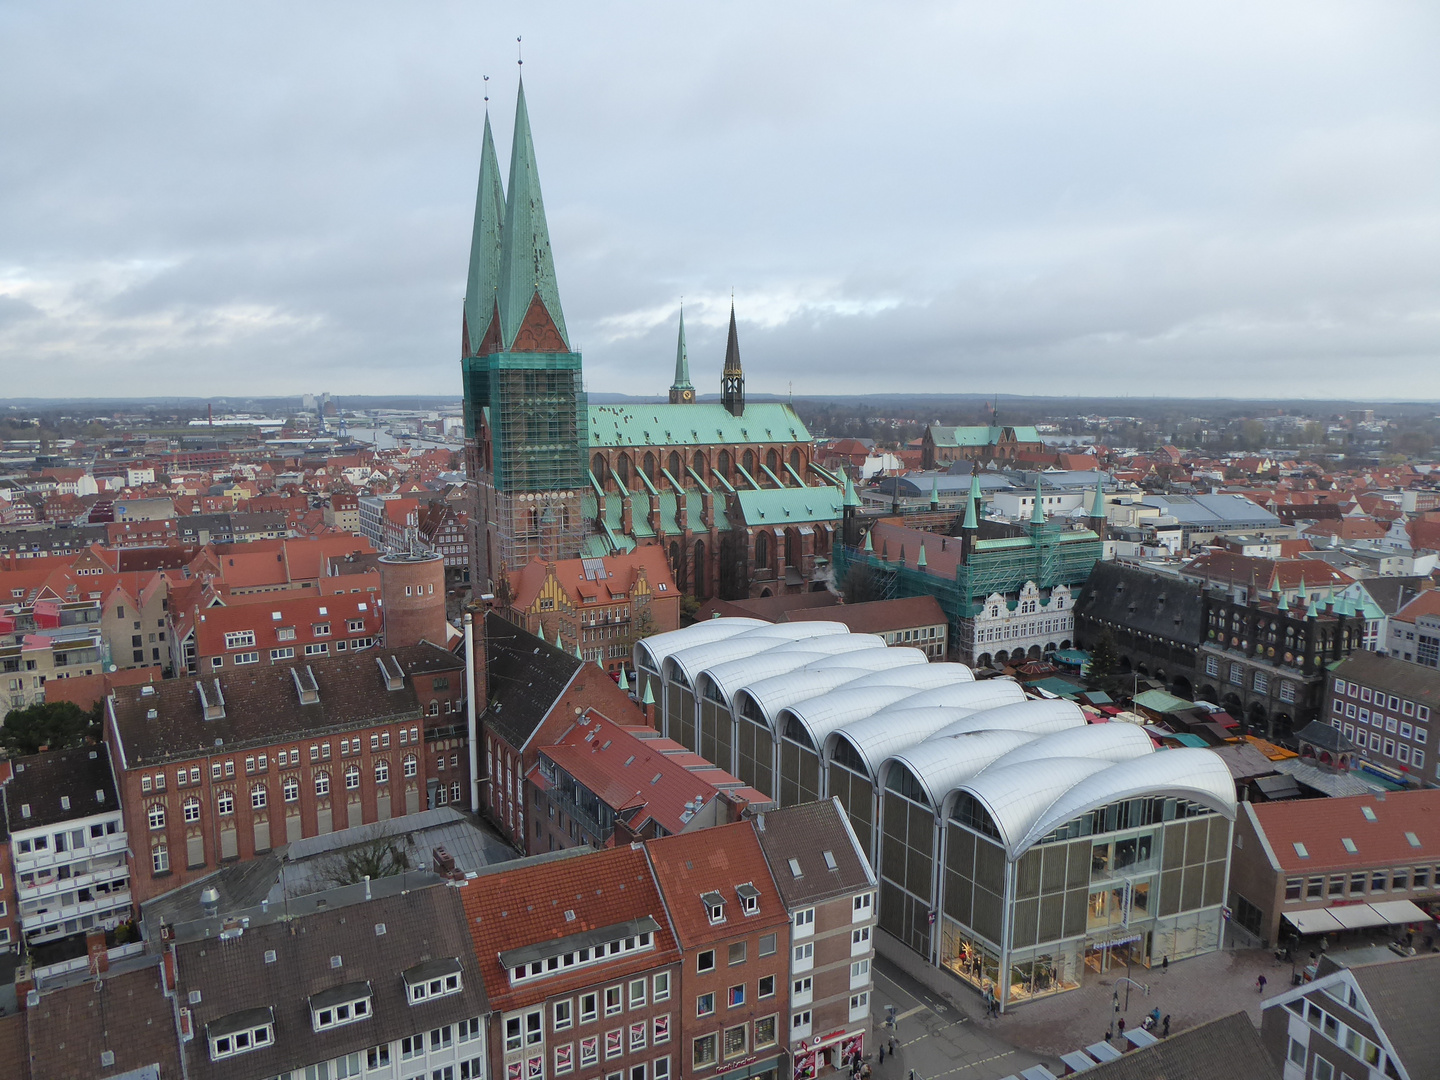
[2,1,1439,400]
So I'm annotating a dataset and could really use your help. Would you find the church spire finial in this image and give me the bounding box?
[669,302,694,403]
[462,99,506,358]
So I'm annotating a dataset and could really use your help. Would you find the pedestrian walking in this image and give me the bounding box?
[1161,956,1168,975]
[888,1037,895,1055]
[879,1047,885,1065]
[862,1064,871,1080]
[1117,1018,1126,1040]
[1162,1015,1171,1038]
[1256,974,1268,994]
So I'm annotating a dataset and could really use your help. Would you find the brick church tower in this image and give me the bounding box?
[460,80,588,593]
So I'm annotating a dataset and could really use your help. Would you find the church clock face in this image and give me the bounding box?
[681,389,694,402]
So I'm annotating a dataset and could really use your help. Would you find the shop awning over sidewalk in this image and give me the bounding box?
[1283,898,1432,935]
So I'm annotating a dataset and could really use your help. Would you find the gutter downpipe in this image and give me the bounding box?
[465,611,480,813]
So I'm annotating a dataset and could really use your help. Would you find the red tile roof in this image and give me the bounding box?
[460,846,681,1013]
[1248,788,1440,874]
[645,821,788,949]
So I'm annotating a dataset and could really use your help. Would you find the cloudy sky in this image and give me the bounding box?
[3,2,1439,400]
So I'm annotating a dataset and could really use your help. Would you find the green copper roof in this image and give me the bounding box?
[843,474,860,508]
[587,402,811,448]
[498,79,569,350]
[463,112,505,354]
[863,530,873,552]
[1090,484,1106,519]
[618,667,629,691]
[930,476,940,505]
[734,485,843,526]
[928,423,1042,447]
[962,493,978,530]
[1030,478,1046,526]
[642,680,655,706]
[671,308,693,392]
[916,544,927,568]
[536,623,545,643]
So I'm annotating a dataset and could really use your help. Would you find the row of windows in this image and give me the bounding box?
[511,934,657,985]
[691,1016,778,1068]
[211,634,376,667]
[1332,719,1427,769]
[1284,865,1433,901]
[1332,700,1429,742]
[509,976,673,1051]
[1334,679,1430,720]
[145,759,419,827]
[137,729,422,793]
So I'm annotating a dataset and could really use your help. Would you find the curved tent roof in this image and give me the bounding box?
[1010,748,1237,857]
[663,622,846,688]
[957,758,1116,854]
[801,647,927,672]
[732,650,927,730]
[841,664,974,692]
[635,618,766,674]
[778,685,938,751]
[884,680,1023,712]
[881,730,1040,809]
[927,699,1085,740]
[982,722,1154,775]
[694,635,887,708]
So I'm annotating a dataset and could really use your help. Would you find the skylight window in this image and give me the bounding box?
[1361,806,1377,822]
[1342,839,1358,854]
[823,850,838,871]
[1293,842,1309,859]
[1405,831,1421,848]
[788,858,803,878]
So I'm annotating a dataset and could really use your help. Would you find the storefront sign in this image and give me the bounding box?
[1090,935,1141,952]
[793,1050,817,1080]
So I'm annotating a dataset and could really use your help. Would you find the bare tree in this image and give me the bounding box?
[311,826,411,889]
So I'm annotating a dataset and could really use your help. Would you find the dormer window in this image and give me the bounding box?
[736,883,760,915]
[206,1007,274,1061]
[702,891,726,924]
[403,958,463,1005]
[310,982,373,1031]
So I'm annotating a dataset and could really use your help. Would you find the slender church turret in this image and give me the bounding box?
[669,307,695,404]
[722,302,745,417]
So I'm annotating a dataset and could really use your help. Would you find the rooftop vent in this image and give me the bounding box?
[140,684,155,697]
[376,654,405,691]
[197,678,226,721]
[146,708,158,720]
[291,665,320,706]
[200,887,220,918]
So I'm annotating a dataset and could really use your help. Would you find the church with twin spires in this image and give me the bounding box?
[460,80,848,602]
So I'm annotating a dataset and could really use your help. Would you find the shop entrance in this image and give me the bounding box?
[1084,933,1148,974]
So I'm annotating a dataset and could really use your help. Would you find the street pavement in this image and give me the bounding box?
[867,954,1058,1080]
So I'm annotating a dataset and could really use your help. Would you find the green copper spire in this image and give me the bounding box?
[863,530,873,552]
[618,667,629,692]
[722,302,744,417]
[843,474,861,508]
[1089,484,1106,520]
[498,78,569,350]
[536,622,545,643]
[930,475,940,507]
[963,471,980,530]
[1277,589,1288,612]
[642,680,655,706]
[669,306,693,400]
[916,543,928,569]
[575,640,584,660]
[1030,478,1046,526]
[463,111,505,355]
